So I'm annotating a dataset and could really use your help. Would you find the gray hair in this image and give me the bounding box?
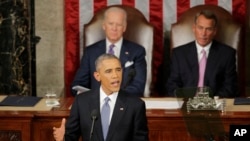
[95,54,121,71]
[103,6,127,23]
[194,10,218,27]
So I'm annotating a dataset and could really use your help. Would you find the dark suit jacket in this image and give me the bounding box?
[71,39,147,97]
[167,40,238,98]
[64,89,149,141]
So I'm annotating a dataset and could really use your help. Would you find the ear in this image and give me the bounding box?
[102,22,106,31]
[213,27,217,36]
[123,23,127,33]
[192,24,196,33]
[94,71,101,82]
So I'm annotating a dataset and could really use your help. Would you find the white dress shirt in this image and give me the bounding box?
[100,87,118,124]
[195,41,212,62]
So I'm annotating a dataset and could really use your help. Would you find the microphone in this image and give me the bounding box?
[124,69,136,87]
[90,109,98,141]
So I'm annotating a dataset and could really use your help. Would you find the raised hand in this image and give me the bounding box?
[53,118,66,141]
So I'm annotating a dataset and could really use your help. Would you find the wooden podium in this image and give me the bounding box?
[1,97,250,141]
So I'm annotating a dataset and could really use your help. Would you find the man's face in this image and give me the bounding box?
[192,15,217,47]
[102,11,127,43]
[94,58,122,95]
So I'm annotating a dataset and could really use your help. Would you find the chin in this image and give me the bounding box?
[112,88,120,92]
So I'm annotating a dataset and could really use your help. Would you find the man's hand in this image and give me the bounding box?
[53,118,66,141]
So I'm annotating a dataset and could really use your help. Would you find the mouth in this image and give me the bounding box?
[111,80,120,87]
[199,37,207,40]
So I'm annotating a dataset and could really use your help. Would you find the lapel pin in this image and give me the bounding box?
[120,108,124,111]
[125,52,129,55]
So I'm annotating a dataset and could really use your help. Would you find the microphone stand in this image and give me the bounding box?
[90,110,97,141]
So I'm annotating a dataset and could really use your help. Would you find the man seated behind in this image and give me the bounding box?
[53,54,149,141]
[71,6,147,97]
[166,10,238,98]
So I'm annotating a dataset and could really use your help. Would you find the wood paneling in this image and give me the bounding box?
[1,98,250,141]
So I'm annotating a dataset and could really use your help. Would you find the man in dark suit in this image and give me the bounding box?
[71,6,146,97]
[167,10,238,98]
[53,54,148,141]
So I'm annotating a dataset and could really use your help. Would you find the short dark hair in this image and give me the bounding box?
[194,10,218,27]
[95,54,121,71]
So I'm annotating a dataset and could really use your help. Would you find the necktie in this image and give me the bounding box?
[198,49,207,87]
[108,44,115,55]
[101,97,110,140]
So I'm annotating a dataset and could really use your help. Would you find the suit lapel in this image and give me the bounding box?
[204,42,218,85]
[187,43,199,84]
[119,40,130,67]
[97,40,106,54]
[88,90,103,141]
[106,91,127,140]
[119,40,130,87]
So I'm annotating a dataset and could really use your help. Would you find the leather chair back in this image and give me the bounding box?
[170,4,244,95]
[171,5,241,51]
[83,5,154,97]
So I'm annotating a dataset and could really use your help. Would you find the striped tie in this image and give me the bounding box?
[108,44,115,55]
[198,49,207,87]
[101,97,110,140]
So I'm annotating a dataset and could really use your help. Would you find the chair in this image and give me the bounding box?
[170,4,244,95]
[83,5,154,97]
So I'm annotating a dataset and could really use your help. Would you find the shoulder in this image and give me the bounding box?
[119,90,145,106]
[212,40,236,53]
[123,39,144,50]
[75,90,96,102]
[173,41,195,50]
[85,40,105,51]
[172,41,195,53]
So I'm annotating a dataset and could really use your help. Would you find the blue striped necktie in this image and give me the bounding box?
[108,44,115,55]
[101,97,110,140]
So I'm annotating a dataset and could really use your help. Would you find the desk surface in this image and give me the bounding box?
[0,96,250,115]
[43,98,250,118]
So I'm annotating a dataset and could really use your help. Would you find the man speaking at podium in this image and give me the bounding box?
[53,54,148,141]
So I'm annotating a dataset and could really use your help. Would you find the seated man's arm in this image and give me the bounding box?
[166,50,182,97]
[215,49,238,97]
[71,51,91,96]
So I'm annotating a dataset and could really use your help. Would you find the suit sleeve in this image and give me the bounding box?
[123,47,146,97]
[64,97,81,140]
[166,50,182,96]
[70,49,91,96]
[133,100,149,141]
[216,49,238,97]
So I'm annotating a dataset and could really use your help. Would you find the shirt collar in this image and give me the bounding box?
[106,37,123,49]
[100,86,118,103]
[195,41,212,54]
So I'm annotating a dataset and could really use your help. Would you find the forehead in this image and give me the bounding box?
[105,8,125,16]
[105,10,126,20]
[99,59,121,69]
[196,15,215,26]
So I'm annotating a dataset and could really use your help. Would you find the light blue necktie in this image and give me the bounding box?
[108,44,115,55]
[101,97,110,140]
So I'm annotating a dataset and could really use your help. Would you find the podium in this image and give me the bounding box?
[1,96,250,141]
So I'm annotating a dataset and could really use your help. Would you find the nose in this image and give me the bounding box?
[111,71,118,78]
[200,29,206,35]
[111,24,118,31]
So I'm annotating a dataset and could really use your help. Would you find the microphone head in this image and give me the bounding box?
[91,109,98,120]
